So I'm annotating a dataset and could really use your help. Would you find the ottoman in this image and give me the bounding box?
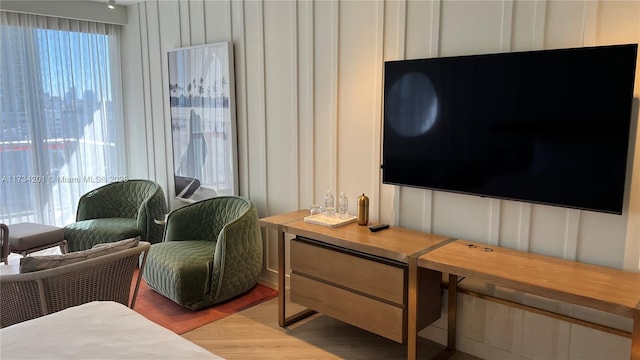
[8,223,68,258]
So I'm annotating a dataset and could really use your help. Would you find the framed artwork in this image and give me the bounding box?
[167,41,238,201]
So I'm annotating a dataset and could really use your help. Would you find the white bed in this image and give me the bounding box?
[0,301,223,359]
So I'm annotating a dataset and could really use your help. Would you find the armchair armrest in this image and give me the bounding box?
[210,205,262,299]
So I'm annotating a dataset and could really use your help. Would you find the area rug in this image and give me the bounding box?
[130,270,277,334]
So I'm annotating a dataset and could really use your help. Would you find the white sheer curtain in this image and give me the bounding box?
[0,11,125,227]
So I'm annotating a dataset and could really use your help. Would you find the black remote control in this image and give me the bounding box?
[369,224,390,232]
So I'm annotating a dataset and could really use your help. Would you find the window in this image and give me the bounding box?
[0,11,125,226]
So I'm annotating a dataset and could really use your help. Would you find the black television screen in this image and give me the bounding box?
[382,44,637,214]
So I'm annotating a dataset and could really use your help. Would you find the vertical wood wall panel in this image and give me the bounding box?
[439,1,503,56]
[518,203,532,251]
[244,1,268,215]
[498,201,524,249]
[529,206,567,257]
[231,0,249,198]
[488,200,501,246]
[395,0,406,59]
[297,1,314,211]
[500,0,513,51]
[432,192,492,242]
[121,4,149,181]
[531,0,546,49]
[157,1,181,206]
[290,2,300,210]
[511,0,536,51]
[146,2,166,184]
[595,1,640,45]
[578,211,627,268]
[582,1,598,47]
[429,0,441,57]
[312,1,338,203]
[337,1,378,214]
[139,3,155,179]
[330,1,339,198]
[382,0,402,61]
[203,0,232,43]
[189,0,205,45]
[179,0,190,45]
[264,1,298,216]
[544,1,586,49]
[563,209,580,261]
[398,188,428,231]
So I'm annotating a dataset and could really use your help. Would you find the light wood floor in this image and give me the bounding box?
[182,294,480,360]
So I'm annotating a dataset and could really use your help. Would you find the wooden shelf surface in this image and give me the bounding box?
[419,240,640,318]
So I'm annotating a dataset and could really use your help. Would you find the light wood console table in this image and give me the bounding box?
[261,211,640,359]
[419,240,640,359]
[260,210,452,359]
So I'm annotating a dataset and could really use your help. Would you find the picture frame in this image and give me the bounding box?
[167,41,238,201]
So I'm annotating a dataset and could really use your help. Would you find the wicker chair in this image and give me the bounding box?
[64,180,167,251]
[143,196,263,310]
[0,241,150,328]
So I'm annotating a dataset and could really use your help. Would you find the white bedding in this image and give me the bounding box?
[0,301,223,359]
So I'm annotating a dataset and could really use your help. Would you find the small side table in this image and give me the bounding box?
[8,223,68,257]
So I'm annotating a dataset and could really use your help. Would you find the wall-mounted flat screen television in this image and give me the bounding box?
[382,44,637,214]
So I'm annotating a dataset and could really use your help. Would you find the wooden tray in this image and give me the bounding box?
[303,213,357,228]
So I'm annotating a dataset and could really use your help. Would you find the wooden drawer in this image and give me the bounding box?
[291,273,404,342]
[291,238,405,305]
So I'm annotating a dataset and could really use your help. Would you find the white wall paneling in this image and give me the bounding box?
[439,1,503,56]
[337,0,379,217]
[189,0,205,45]
[243,0,268,215]
[158,1,181,208]
[231,0,250,199]
[531,0,547,50]
[120,0,640,358]
[179,0,190,46]
[499,0,513,52]
[264,0,298,216]
[146,1,170,200]
[203,0,232,42]
[297,0,315,211]
[311,0,339,206]
[544,1,588,49]
[120,5,149,182]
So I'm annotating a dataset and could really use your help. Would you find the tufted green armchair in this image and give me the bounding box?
[63,180,167,251]
[142,196,263,310]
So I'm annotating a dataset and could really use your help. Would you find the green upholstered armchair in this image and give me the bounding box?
[63,180,167,251]
[142,196,263,310]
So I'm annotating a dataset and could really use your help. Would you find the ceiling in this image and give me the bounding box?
[90,0,141,6]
